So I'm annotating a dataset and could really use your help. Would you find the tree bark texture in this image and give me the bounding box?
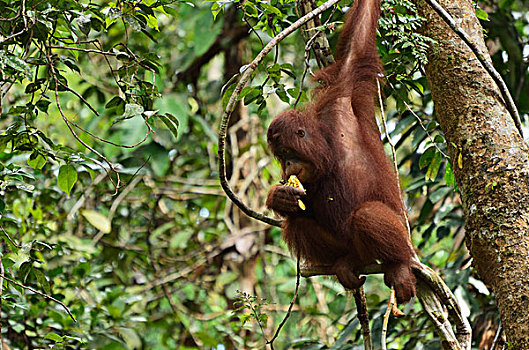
[415,0,529,346]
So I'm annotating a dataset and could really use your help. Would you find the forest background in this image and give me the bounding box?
[1,0,528,349]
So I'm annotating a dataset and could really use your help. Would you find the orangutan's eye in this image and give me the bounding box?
[296,129,306,137]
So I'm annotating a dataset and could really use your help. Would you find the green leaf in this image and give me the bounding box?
[59,56,81,73]
[170,229,193,249]
[106,305,121,318]
[419,147,435,169]
[405,79,424,94]
[433,135,445,143]
[426,151,442,181]
[44,333,64,343]
[475,8,489,21]
[73,261,91,278]
[411,127,427,150]
[243,2,258,17]
[28,152,47,170]
[222,83,236,111]
[81,210,111,233]
[426,121,438,131]
[5,55,32,79]
[159,113,179,140]
[124,103,144,117]
[210,2,222,19]
[105,96,125,109]
[146,15,159,31]
[36,100,51,113]
[57,164,78,195]
[34,268,51,294]
[261,3,282,16]
[243,87,262,105]
[444,161,455,187]
[117,327,142,348]
[0,136,8,153]
[18,261,32,282]
[194,11,218,56]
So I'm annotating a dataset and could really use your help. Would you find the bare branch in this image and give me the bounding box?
[267,254,301,349]
[0,225,21,248]
[49,46,118,56]
[381,288,396,350]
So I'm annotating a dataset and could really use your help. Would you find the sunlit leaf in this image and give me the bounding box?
[57,165,77,195]
[28,152,47,170]
[445,161,455,187]
[34,268,51,294]
[81,209,111,233]
[426,151,442,181]
[44,333,64,343]
[159,113,179,140]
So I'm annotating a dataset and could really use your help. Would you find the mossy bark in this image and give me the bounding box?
[415,0,529,347]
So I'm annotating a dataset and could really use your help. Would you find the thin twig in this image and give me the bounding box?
[490,322,503,350]
[377,80,414,238]
[218,0,342,227]
[49,45,118,56]
[293,34,316,109]
[267,254,301,349]
[56,79,100,117]
[298,0,337,68]
[109,175,144,220]
[0,225,21,248]
[0,28,27,44]
[294,1,337,108]
[424,0,523,138]
[45,45,121,191]
[70,119,152,149]
[377,80,399,176]
[385,79,449,158]
[0,273,76,322]
[381,288,396,350]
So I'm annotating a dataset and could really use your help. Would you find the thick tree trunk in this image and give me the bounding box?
[415,0,529,347]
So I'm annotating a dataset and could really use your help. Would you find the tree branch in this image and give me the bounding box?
[353,287,372,350]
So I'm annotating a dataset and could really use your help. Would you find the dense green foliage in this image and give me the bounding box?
[1,0,527,349]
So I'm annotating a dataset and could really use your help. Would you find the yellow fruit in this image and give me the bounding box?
[285,175,306,210]
[286,175,305,191]
[297,200,306,210]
